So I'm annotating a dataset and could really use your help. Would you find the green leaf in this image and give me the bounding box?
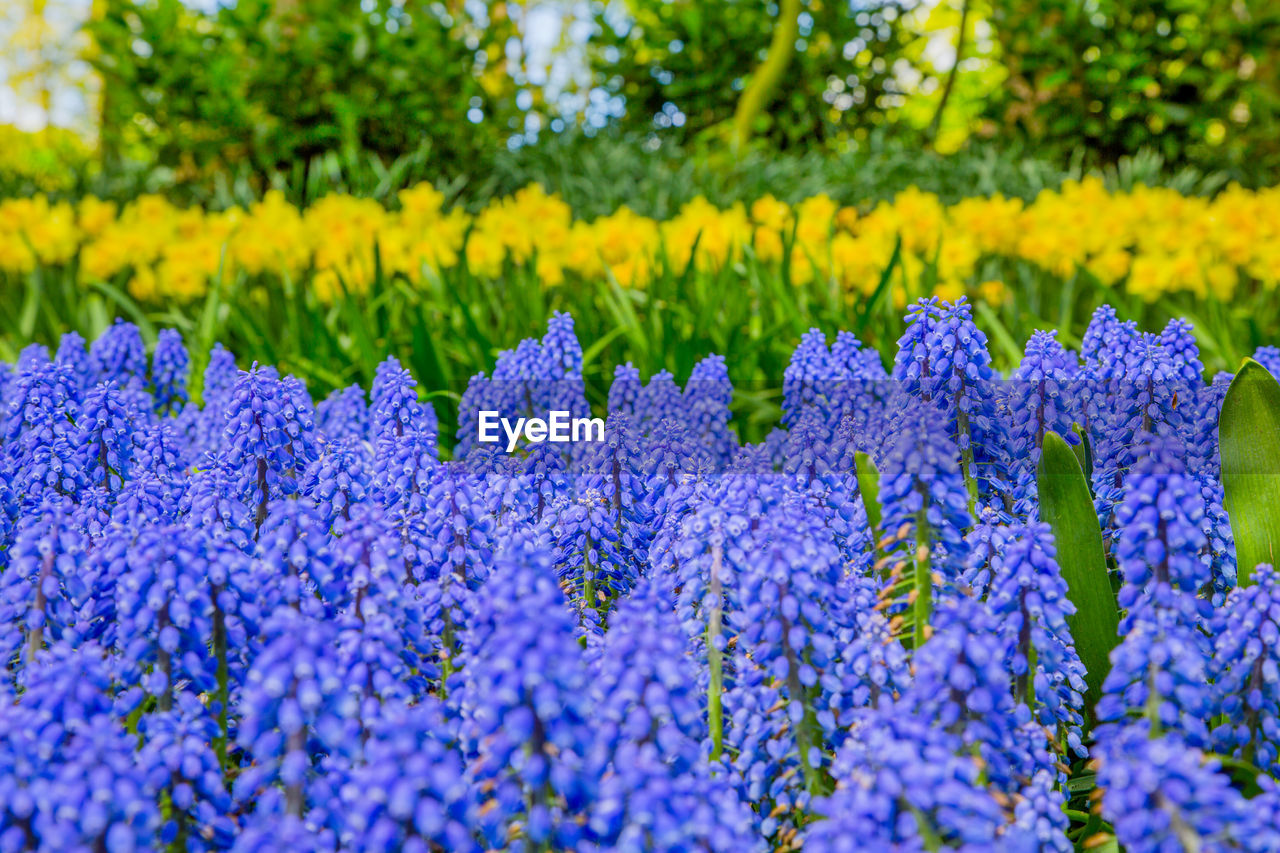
[1207,752,1266,798]
[852,236,901,337]
[87,280,156,342]
[1037,431,1118,708]
[1065,772,1097,795]
[580,324,629,372]
[1220,359,1280,586]
[855,452,882,539]
[974,300,1024,366]
[1070,423,1093,483]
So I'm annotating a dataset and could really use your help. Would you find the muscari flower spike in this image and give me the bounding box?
[457,544,595,851]
[1096,605,1214,747]
[1211,564,1280,773]
[607,362,643,418]
[1005,329,1080,513]
[551,485,635,620]
[181,454,255,551]
[405,462,495,645]
[136,693,235,850]
[1095,720,1280,853]
[1,642,162,851]
[581,412,655,559]
[77,381,138,493]
[916,298,1008,505]
[89,318,147,389]
[875,395,973,605]
[54,330,92,394]
[782,327,847,427]
[1113,434,1213,632]
[371,355,436,441]
[151,327,190,416]
[3,359,85,505]
[221,364,317,531]
[0,500,94,669]
[542,311,590,417]
[720,501,861,823]
[635,369,684,434]
[806,704,1032,851]
[587,580,705,774]
[316,384,369,444]
[300,437,371,534]
[780,408,872,563]
[903,595,1044,789]
[233,607,361,816]
[1253,345,1280,379]
[113,524,221,711]
[985,522,1087,757]
[1090,333,1186,531]
[333,698,477,853]
[685,353,736,462]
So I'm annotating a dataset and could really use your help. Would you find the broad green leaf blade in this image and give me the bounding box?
[1070,422,1093,484]
[1220,359,1280,586]
[1208,752,1266,798]
[855,452,882,539]
[1037,431,1118,708]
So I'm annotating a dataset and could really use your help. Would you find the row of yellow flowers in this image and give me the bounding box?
[3,177,1280,306]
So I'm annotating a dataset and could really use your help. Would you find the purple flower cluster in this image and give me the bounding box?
[0,305,1273,850]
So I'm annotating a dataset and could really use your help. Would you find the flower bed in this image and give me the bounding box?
[1,300,1278,850]
[3,179,1279,304]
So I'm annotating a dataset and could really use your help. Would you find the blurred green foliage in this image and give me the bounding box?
[47,123,1228,225]
[480,131,1085,216]
[87,0,519,186]
[985,0,1280,181]
[587,0,926,148]
[0,123,92,195]
[4,0,1278,198]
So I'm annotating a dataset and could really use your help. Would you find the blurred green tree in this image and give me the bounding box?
[586,0,927,150]
[887,0,1004,153]
[86,0,521,184]
[984,0,1280,181]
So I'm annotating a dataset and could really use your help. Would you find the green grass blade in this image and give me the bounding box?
[580,324,629,374]
[19,270,43,340]
[88,280,157,341]
[1037,430,1118,708]
[598,275,650,369]
[444,273,496,360]
[1220,359,1280,586]
[852,236,902,338]
[974,299,1024,366]
[285,355,351,389]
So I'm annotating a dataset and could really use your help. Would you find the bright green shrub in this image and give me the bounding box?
[985,0,1280,182]
[86,0,520,185]
[0,124,92,196]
